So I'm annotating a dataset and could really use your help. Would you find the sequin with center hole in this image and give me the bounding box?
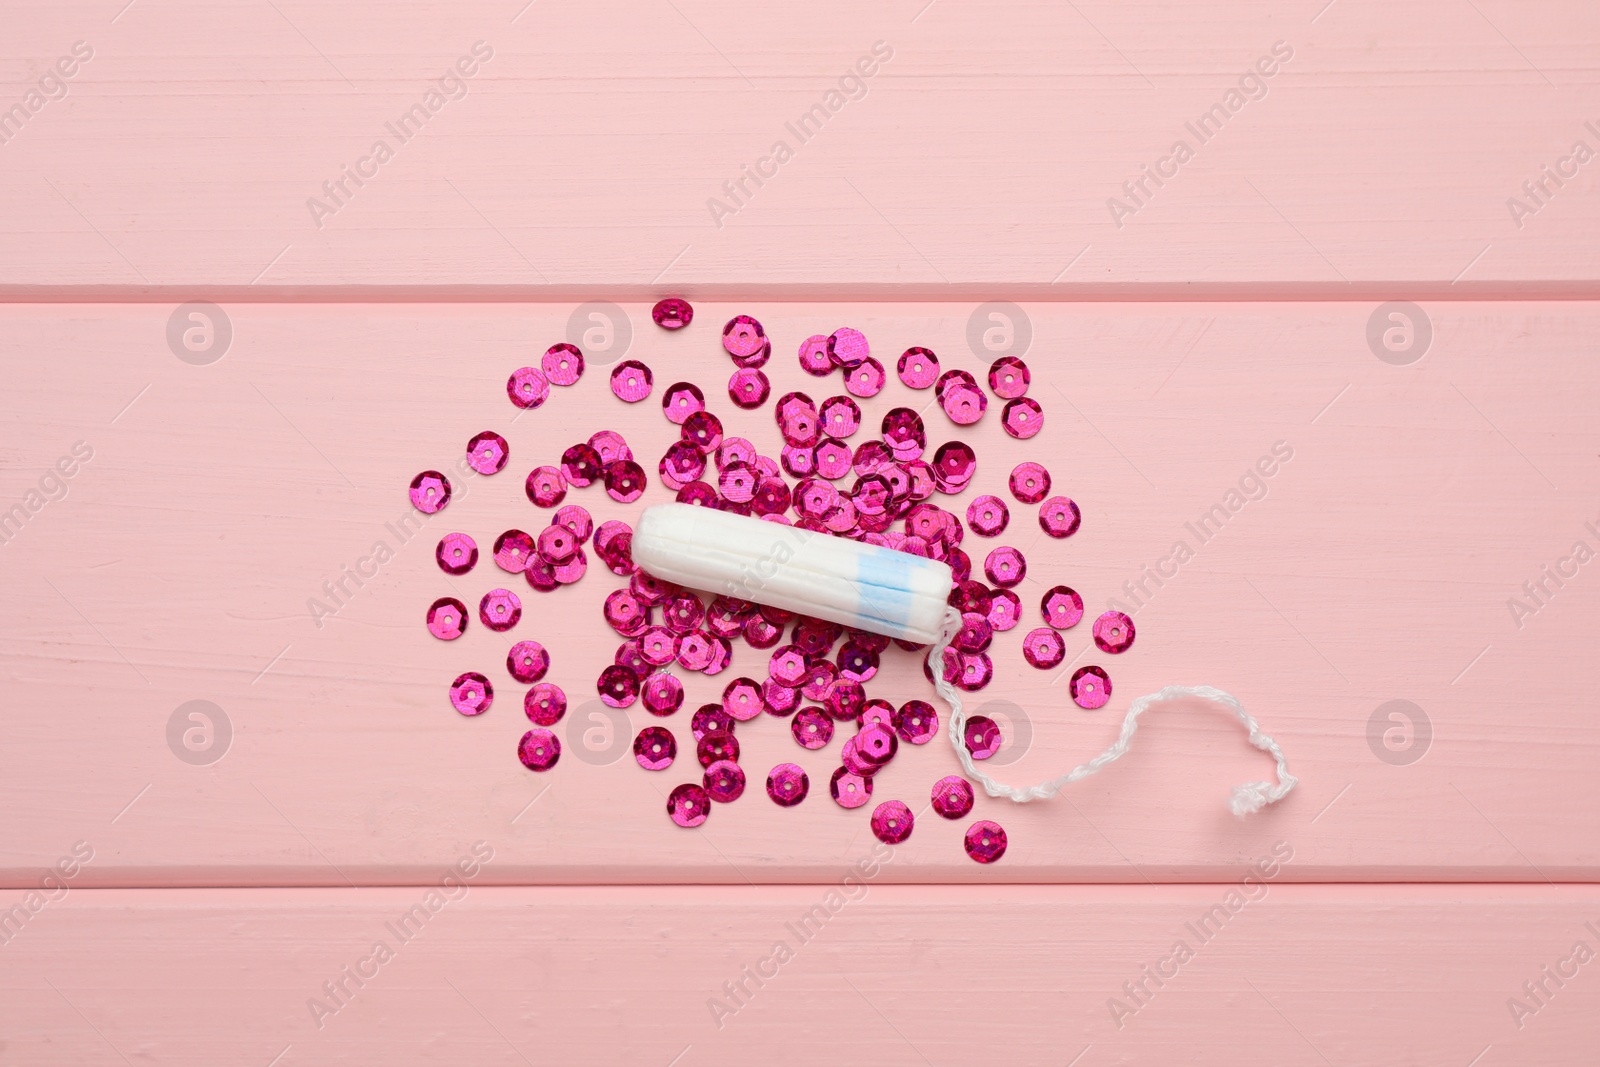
[1001,397,1044,439]
[507,367,550,409]
[1071,665,1112,709]
[506,641,549,683]
[426,597,467,640]
[595,520,636,575]
[983,546,1026,588]
[729,367,771,409]
[692,705,735,739]
[844,357,886,398]
[827,327,869,369]
[762,678,800,716]
[703,760,746,802]
[667,783,710,827]
[682,410,724,453]
[1039,496,1081,539]
[897,347,940,389]
[931,775,974,819]
[871,800,915,844]
[518,728,560,771]
[542,343,584,386]
[610,360,654,403]
[941,383,988,425]
[409,471,451,514]
[798,335,833,377]
[1022,627,1065,669]
[1009,462,1051,504]
[1043,586,1085,630]
[493,529,535,573]
[524,683,566,726]
[964,820,1007,863]
[642,672,685,716]
[1088,610,1133,653]
[988,356,1030,398]
[987,589,1021,632]
[634,726,676,770]
[721,677,766,721]
[819,395,861,439]
[931,442,977,493]
[767,763,810,806]
[553,505,594,544]
[604,459,647,503]
[450,672,492,716]
[436,533,477,575]
[536,525,577,564]
[791,706,834,750]
[696,729,739,767]
[559,443,602,487]
[722,315,767,360]
[856,722,898,767]
[588,430,632,465]
[966,495,1009,537]
[964,716,1003,760]
[479,589,522,631]
[466,431,509,475]
[953,612,993,653]
[597,664,640,708]
[652,297,693,329]
[894,700,938,744]
[829,766,873,809]
[662,382,706,425]
[525,466,567,508]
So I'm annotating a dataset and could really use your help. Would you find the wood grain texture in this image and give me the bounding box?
[3,300,1595,885]
[2,2,1600,292]
[1,884,1597,1065]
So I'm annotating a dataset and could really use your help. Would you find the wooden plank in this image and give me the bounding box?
[0,884,1596,1064]
[2,2,1600,291]
[3,300,1596,884]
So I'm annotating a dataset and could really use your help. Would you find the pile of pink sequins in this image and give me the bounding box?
[411,302,1138,866]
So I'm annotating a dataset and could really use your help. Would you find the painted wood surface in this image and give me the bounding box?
[4,300,1595,884]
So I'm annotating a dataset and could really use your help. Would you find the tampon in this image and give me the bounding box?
[631,503,954,644]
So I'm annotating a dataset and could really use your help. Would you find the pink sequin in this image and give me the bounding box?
[897,347,939,389]
[829,766,872,809]
[1009,462,1051,504]
[856,722,899,767]
[634,726,676,770]
[542,343,584,386]
[642,672,685,716]
[813,439,852,480]
[1043,587,1084,630]
[721,677,766,721]
[662,382,706,425]
[1038,496,1081,539]
[1071,666,1112,709]
[595,520,636,576]
[1093,611,1135,653]
[983,546,1026,588]
[554,505,594,544]
[870,800,914,844]
[797,335,833,377]
[1022,627,1065,669]
[987,589,1021,632]
[466,431,509,475]
[426,597,467,640]
[667,783,711,827]
[844,357,886,398]
[549,547,585,584]
[450,672,493,716]
[692,705,735,739]
[507,367,550,409]
[827,327,869,369]
[506,641,549,683]
[931,775,973,819]
[652,297,693,330]
[964,820,1007,863]
[729,367,771,409]
[893,700,938,744]
[767,763,809,806]
[610,360,654,403]
[597,664,640,708]
[762,678,800,715]
[588,430,633,465]
[791,706,834,750]
[525,466,567,508]
[931,442,977,493]
[604,459,647,503]
[409,471,450,514]
[604,589,647,634]
[988,356,1030,398]
[494,529,536,573]
[436,533,477,575]
[703,760,746,802]
[941,383,988,425]
[536,525,578,564]
[560,443,603,487]
[524,683,566,726]
[966,495,1009,537]
[963,715,1002,760]
[722,315,767,361]
[1001,397,1043,439]
[696,729,739,767]
[518,728,560,771]
[479,589,522,632]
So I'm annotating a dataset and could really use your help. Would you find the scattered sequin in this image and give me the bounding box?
[1071,665,1112,709]
[1022,627,1065,669]
[827,327,869,369]
[1038,496,1081,539]
[542,343,584,387]
[409,471,450,514]
[494,529,535,573]
[767,763,809,806]
[436,533,477,575]
[560,443,603,487]
[652,297,694,330]
[1043,586,1084,630]
[893,700,938,744]
[983,546,1026,588]
[729,368,771,409]
[791,706,834,750]
[941,383,988,425]
[870,800,915,844]
[692,705,735,739]
[450,672,493,716]
[519,728,560,770]
[722,315,767,362]
[610,360,654,403]
[525,466,567,508]
[931,775,974,819]
[642,672,685,716]
[427,597,467,640]
[987,589,1021,632]
[703,760,746,802]
[479,589,522,632]
[696,730,739,767]
[844,357,886,398]
[667,783,710,827]
[1001,397,1043,439]
[597,664,640,708]
[634,726,676,770]
[797,335,833,377]
[721,677,766,721]
[987,357,1030,399]
[966,495,1009,537]
[524,683,566,725]
[604,459,647,503]
[829,766,873,809]
[964,820,1007,863]
[662,382,706,425]
[1093,611,1135,653]
[963,716,1002,760]
[466,431,509,475]
[507,367,550,409]
[507,641,549,683]
[897,347,939,389]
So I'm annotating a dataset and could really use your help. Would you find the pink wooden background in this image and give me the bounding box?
[3,0,1599,1063]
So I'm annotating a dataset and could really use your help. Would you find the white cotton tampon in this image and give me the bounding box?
[631,503,954,644]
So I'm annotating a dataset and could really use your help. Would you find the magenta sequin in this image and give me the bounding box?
[1039,496,1081,539]
[536,525,578,564]
[722,315,767,361]
[963,715,1002,760]
[817,395,860,439]
[662,382,706,426]
[494,529,535,573]
[595,520,636,575]
[450,672,493,716]
[988,357,1030,399]
[525,466,567,508]
[1001,397,1043,439]
[1009,462,1051,504]
[721,677,766,721]
[987,589,1021,632]
[966,495,1009,537]
[827,327,869,369]
[1093,611,1135,653]
[426,597,467,640]
[856,722,899,767]
[588,430,633,465]
[953,612,993,654]
[634,726,676,770]
[506,641,549,683]
[829,766,873,809]
[597,664,640,708]
[610,360,654,403]
[797,335,833,377]
[983,546,1026,588]
[667,783,711,827]
[897,347,939,389]
[692,705,735,739]
[931,775,974,819]
[642,672,685,716]
[893,700,938,744]
[559,443,602,487]
[767,763,809,806]
[436,533,477,575]
[964,820,1007,863]
[1043,587,1085,630]
[507,367,550,409]
[870,800,914,844]
[729,367,771,409]
[553,549,588,586]
[542,343,584,386]
[479,589,521,631]
[844,357,886,398]
[554,505,594,543]
[652,297,693,330]
[931,442,977,493]
[466,431,509,475]
[762,678,801,716]
[1022,627,1065,669]
[703,760,746,803]
[518,728,560,770]
[604,459,647,503]
[409,470,450,514]
[941,383,988,425]
[1071,665,1112,709]
[524,683,566,726]
[696,730,739,767]
[791,706,834,750]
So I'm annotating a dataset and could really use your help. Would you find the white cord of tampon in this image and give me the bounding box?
[928,607,1298,815]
